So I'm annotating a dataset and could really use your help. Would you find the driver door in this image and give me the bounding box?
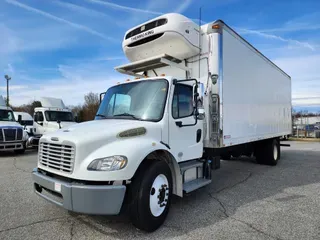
[34,111,45,135]
[168,81,204,162]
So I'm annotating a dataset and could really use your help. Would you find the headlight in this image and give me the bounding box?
[87,155,127,171]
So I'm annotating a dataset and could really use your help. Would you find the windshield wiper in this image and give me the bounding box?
[113,113,141,120]
[96,114,108,119]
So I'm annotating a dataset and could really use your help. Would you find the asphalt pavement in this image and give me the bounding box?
[0,141,319,240]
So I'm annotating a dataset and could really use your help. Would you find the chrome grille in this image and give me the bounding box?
[39,142,75,173]
[0,128,23,142]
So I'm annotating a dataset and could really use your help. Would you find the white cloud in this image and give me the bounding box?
[173,0,193,13]
[273,54,320,107]
[54,0,111,18]
[0,85,27,91]
[236,27,316,51]
[87,0,164,15]
[5,0,115,41]
[1,61,125,106]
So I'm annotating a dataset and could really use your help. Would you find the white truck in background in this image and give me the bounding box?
[29,97,77,147]
[13,111,34,148]
[32,13,292,232]
[0,96,27,153]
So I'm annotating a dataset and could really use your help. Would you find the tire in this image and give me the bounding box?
[255,139,280,166]
[14,142,26,154]
[14,148,25,154]
[127,160,172,232]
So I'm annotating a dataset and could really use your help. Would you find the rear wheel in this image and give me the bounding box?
[255,139,280,166]
[127,160,172,232]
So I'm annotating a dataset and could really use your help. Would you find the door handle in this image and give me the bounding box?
[175,121,183,127]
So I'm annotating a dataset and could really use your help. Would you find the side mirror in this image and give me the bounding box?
[17,115,22,123]
[100,92,106,103]
[196,82,205,120]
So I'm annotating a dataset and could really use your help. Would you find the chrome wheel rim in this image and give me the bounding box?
[149,174,169,217]
[273,144,278,160]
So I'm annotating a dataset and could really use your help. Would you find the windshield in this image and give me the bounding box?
[96,79,168,122]
[0,110,15,122]
[20,120,33,126]
[45,111,74,122]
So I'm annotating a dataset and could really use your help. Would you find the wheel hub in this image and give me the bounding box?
[149,174,169,217]
[157,184,168,207]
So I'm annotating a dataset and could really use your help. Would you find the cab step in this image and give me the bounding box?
[183,178,212,193]
[179,160,203,173]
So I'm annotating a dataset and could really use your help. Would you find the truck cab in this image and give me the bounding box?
[0,96,27,153]
[30,97,77,146]
[14,111,34,147]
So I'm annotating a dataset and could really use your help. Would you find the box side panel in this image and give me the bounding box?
[222,27,291,147]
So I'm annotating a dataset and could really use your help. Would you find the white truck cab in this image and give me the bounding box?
[32,13,292,232]
[13,111,34,147]
[0,96,27,153]
[30,97,77,146]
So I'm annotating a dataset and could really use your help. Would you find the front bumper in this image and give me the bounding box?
[0,141,24,151]
[32,168,126,215]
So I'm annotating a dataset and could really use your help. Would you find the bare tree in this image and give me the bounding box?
[82,92,100,121]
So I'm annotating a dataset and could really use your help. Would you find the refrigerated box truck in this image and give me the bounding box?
[32,13,292,232]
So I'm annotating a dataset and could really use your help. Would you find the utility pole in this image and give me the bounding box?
[4,75,11,106]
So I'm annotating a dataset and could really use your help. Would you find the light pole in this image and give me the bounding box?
[4,75,11,106]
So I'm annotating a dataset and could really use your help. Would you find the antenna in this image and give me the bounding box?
[198,6,202,79]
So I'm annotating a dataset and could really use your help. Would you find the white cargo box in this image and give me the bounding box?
[40,97,66,109]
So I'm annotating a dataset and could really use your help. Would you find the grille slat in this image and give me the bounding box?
[40,154,73,165]
[41,147,74,155]
[40,151,74,159]
[40,162,74,172]
[40,158,72,168]
[39,142,75,173]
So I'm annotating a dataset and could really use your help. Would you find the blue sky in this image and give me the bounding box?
[1,0,320,112]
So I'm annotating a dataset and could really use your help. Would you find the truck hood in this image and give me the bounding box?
[41,119,162,150]
[44,121,77,133]
[0,121,22,128]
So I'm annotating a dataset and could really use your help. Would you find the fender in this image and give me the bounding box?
[73,136,182,192]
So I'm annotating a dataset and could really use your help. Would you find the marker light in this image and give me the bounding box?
[212,24,220,29]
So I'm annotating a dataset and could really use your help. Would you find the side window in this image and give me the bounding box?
[172,84,194,119]
[34,112,44,122]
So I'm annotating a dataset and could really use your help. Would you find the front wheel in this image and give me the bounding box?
[14,142,26,154]
[128,160,172,232]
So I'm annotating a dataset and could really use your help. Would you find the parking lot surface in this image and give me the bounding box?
[0,141,320,240]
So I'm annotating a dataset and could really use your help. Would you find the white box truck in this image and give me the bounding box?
[32,13,292,232]
[29,97,77,147]
[0,96,28,153]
